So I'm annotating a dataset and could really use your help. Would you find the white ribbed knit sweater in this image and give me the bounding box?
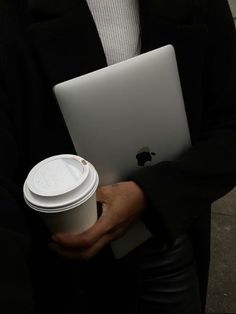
[86,0,141,65]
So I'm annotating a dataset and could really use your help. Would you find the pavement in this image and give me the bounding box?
[206,188,236,313]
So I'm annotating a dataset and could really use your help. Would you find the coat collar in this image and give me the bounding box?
[138,0,205,53]
[28,0,205,84]
[29,0,203,44]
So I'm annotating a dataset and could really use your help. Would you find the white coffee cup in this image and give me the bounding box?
[23,154,99,234]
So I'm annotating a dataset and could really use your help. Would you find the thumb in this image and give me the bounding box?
[96,186,114,218]
[52,205,111,249]
[96,185,112,203]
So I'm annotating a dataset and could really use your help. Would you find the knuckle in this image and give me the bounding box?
[99,185,112,196]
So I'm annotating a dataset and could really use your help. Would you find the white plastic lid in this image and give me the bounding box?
[23,154,99,212]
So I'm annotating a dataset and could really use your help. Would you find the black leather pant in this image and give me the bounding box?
[84,234,202,313]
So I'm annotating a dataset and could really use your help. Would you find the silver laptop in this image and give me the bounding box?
[53,44,191,258]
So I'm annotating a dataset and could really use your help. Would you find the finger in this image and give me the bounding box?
[49,232,112,260]
[52,206,113,249]
[96,185,113,203]
[49,242,82,259]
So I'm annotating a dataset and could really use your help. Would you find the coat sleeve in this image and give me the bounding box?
[0,87,34,313]
[0,2,34,312]
[131,0,236,243]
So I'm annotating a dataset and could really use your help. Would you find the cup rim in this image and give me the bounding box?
[23,154,99,212]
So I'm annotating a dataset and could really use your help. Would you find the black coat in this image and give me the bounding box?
[0,0,236,312]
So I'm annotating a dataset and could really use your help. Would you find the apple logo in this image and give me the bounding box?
[136,147,156,166]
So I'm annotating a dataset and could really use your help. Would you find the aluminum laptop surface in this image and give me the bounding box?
[54,45,190,186]
[53,44,191,258]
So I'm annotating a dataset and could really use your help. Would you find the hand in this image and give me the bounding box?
[50,181,146,260]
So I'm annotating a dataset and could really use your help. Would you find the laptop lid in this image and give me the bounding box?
[53,45,191,186]
[53,45,192,259]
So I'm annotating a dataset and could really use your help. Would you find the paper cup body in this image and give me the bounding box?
[23,154,99,233]
[37,193,97,234]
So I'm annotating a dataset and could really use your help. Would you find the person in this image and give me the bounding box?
[0,0,236,313]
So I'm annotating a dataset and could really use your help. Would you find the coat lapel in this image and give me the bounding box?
[28,0,107,86]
